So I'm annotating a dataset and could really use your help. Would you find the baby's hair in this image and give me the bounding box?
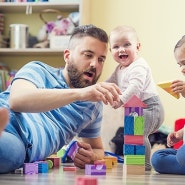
[174,35,185,52]
[69,24,108,48]
[110,25,139,42]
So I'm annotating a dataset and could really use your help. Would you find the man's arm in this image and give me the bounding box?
[9,79,121,113]
[73,137,104,169]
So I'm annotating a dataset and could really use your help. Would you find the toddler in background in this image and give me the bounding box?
[107,25,164,170]
[152,35,185,175]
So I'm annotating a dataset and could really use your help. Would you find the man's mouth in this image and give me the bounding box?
[83,71,95,81]
[84,71,94,78]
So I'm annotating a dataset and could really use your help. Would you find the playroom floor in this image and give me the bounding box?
[0,163,184,185]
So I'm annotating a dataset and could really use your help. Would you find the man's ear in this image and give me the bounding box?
[63,49,70,63]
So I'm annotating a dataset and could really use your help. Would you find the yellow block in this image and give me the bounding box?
[158,82,180,99]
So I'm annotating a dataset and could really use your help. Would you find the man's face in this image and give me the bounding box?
[65,36,108,88]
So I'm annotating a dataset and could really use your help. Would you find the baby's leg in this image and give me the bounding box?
[0,108,9,136]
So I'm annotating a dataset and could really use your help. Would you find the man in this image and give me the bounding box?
[0,24,121,173]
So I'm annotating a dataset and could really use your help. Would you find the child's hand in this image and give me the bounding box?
[112,100,123,109]
[167,130,183,147]
[171,80,185,94]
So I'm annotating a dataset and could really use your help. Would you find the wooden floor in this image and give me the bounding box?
[0,163,184,185]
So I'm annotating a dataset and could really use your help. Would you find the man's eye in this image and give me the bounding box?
[98,58,105,63]
[84,53,92,58]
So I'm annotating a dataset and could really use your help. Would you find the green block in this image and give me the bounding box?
[57,148,66,158]
[125,155,145,165]
[134,116,144,135]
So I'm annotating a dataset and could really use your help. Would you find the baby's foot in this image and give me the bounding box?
[0,108,9,136]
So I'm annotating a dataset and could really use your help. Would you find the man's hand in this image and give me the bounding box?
[80,82,122,107]
[73,142,96,169]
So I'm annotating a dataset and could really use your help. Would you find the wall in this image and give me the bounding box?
[86,0,185,151]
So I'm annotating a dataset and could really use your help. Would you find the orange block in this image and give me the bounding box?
[158,82,180,99]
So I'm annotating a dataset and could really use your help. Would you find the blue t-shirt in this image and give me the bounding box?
[0,61,103,162]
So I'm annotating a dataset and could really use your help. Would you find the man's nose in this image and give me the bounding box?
[90,58,98,67]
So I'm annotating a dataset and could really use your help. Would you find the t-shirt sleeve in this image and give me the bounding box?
[78,102,103,138]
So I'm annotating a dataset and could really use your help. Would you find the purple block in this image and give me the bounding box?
[125,107,143,116]
[85,164,106,175]
[23,163,38,174]
[67,141,79,161]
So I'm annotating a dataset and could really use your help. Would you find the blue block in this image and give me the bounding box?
[124,116,134,135]
[135,145,145,155]
[124,144,135,155]
[38,162,49,173]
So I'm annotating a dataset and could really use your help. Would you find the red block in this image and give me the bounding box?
[174,119,185,149]
[124,135,144,145]
[63,166,77,171]
[75,176,97,185]
[46,157,60,167]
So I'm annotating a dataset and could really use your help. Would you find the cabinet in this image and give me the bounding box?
[0,0,88,70]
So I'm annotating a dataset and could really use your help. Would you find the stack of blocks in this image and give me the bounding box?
[123,95,147,175]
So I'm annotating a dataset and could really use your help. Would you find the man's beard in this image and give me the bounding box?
[67,63,100,88]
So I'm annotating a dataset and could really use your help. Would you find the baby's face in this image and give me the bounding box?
[109,31,140,67]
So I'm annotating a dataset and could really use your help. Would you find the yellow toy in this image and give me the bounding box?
[158,81,180,99]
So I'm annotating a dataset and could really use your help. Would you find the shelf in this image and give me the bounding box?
[0,48,64,56]
[0,2,80,14]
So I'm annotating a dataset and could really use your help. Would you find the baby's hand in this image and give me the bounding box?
[112,100,123,109]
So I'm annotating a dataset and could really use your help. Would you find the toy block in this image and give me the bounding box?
[124,95,147,108]
[45,159,53,169]
[46,157,60,167]
[124,144,145,155]
[23,163,38,174]
[124,135,144,145]
[135,145,145,155]
[63,166,77,171]
[94,159,106,165]
[57,148,66,158]
[85,164,106,175]
[158,81,180,99]
[75,176,98,185]
[37,161,48,173]
[124,155,145,165]
[123,164,145,175]
[49,153,57,157]
[103,156,118,166]
[62,141,79,162]
[103,158,113,169]
[124,144,135,155]
[125,107,143,116]
[67,141,79,161]
[124,116,134,135]
[134,116,144,135]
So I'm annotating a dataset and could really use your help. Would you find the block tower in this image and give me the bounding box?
[123,95,147,175]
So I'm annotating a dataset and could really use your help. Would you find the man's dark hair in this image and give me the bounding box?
[70,24,108,43]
